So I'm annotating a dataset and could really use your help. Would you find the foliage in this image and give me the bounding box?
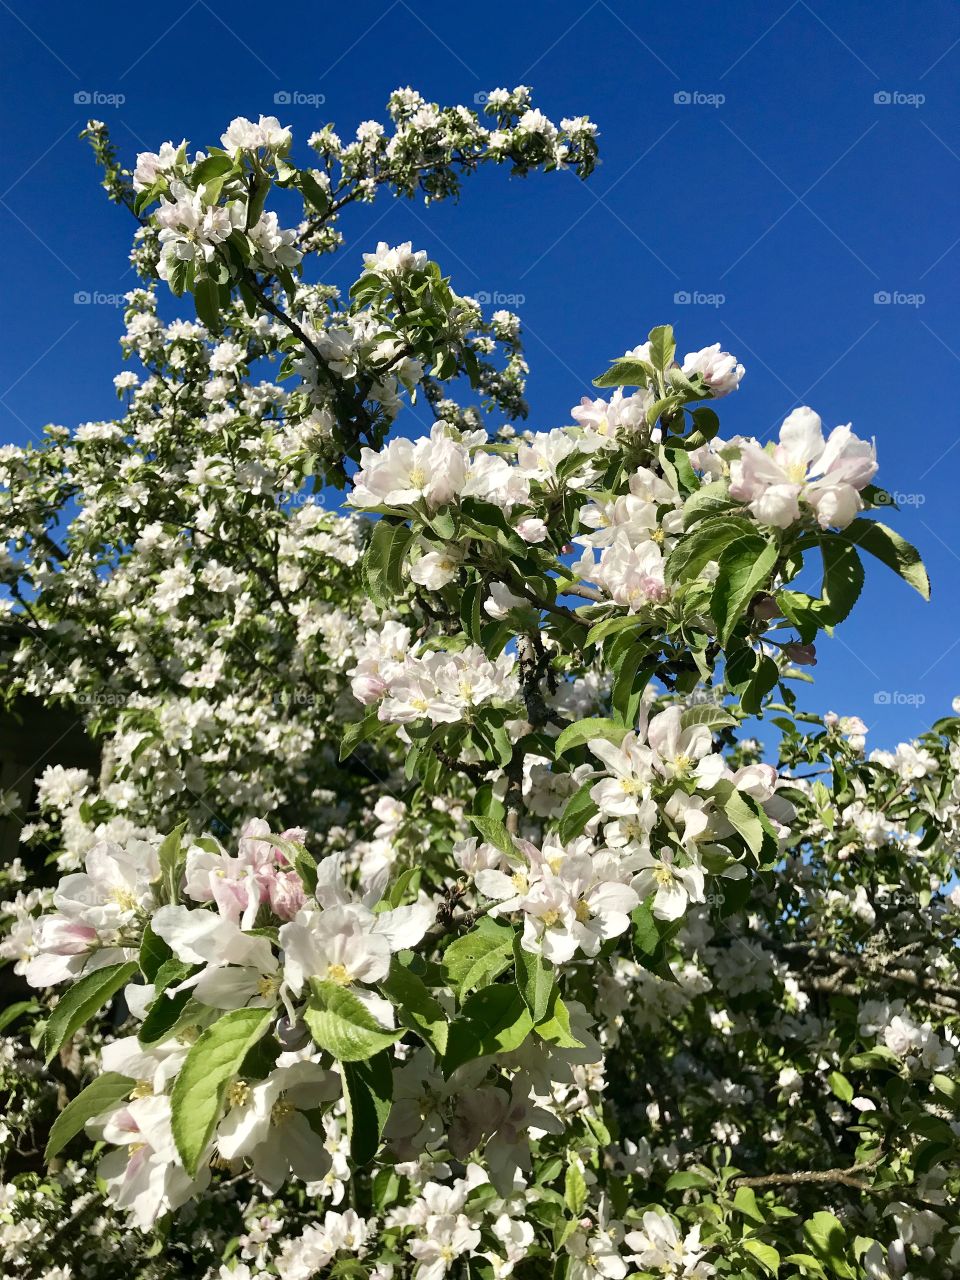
[0,86,957,1280]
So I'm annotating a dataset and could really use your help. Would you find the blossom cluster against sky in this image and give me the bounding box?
[1,0,957,741]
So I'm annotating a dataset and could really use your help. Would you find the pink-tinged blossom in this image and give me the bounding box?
[95,1095,210,1231]
[729,407,877,529]
[23,841,158,987]
[349,424,468,511]
[681,344,744,397]
[184,818,305,923]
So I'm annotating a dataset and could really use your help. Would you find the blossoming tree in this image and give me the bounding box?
[1,88,958,1280]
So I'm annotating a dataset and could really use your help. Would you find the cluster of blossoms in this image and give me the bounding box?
[352,623,520,725]
[1,88,958,1280]
[17,826,433,1229]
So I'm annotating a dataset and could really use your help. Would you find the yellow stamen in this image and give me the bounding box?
[271,1098,295,1124]
[228,1080,251,1108]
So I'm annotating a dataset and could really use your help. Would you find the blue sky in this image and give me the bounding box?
[1,0,958,748]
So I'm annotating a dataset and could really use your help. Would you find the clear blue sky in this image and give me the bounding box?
[1,0,958,748]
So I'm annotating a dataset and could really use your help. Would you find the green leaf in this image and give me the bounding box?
[733,1185,765,1224]
[611,644,654,727]
[709,779,765,855]
[584,615,643,648]
[384,867,422,909]
[192,154,236,185]
[828,1070,854,1103]
[342,1052,392,1165]
[171,1006,273,1176]
[631,902,681,983]
[564,1159,587,1215]
[156,822,187,906]
[138,978,200,1047]
[711,535,779,645]
[592,358,653,389]
[679,704,737,732]
[803,1212,853,1277]
[554,717,626,758]
[783,1253,827,1278]
[458,497,527,557]
[245,175,271,228]
[513,935,555,1023]
[442,917,514,996]
[45,1072,134,1162]
[468,812,515,856]
[665,1170,711,1191]
[194,276,222,331]
[648,324,676,373]
[535,989,585,1049]
[743,1240,781,1277]
[44,962,139,1064]
[460,579,483,643]
[818,536,865,625]
[847,1046,902,1071]
[340,709,384,761]
[298,169,330,215]
[682,480,734,528]
[139,921,172,982]
[740,655,779,715]
[686,406,722,447]
[557,781,599,843]
[665,516,758,585]
[443,982,533,1072]
[364,519,414,607]
[304,980,400,1062]
[932,1073,959,1110]
[0,999,38,1034]
[646,393,682,427]
[840,520,929,600]
[379,962,448,1057]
